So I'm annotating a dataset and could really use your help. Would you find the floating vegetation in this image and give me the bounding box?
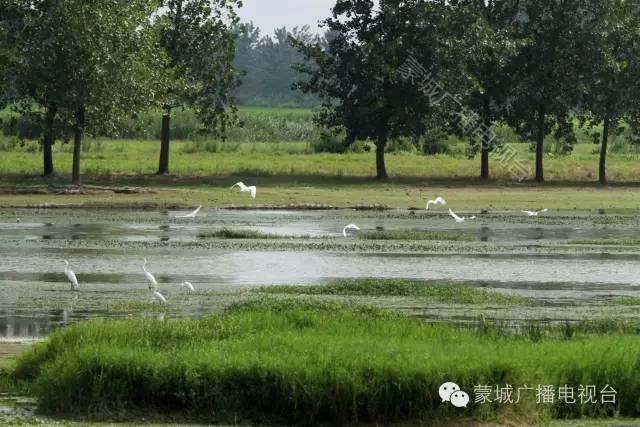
[358,230,475,241]
[196,228,298,239]
[569,238,640,246]
[256,279,532,306]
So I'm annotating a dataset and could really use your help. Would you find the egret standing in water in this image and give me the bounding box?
[152,289,167,304]
[63,260,79,291]
[426,197,447,210]
[179,281,195,292]
[142,258,158,290]
[343,224,360,237]
[177,206,202,219]
[449,209,476,224]
[231,182,257,199]
[143,259,167,303]
[522,209,548,217]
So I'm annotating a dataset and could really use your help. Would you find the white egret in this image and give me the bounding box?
[177,206,202,219]
[426,197,447,210]
[63,260,79,291]
[231,182,257,198]
[152,289,167,304]
[522,209,548,217]
[343,223,360,237]
[449,209,476,224]
[179,281,195,292]
[142,258,158,290]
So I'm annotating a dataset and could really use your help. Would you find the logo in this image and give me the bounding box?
[439,382,470,408]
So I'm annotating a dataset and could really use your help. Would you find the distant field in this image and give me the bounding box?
[2,105,640,183]
[2,138,640,181]
[3,106,640,210]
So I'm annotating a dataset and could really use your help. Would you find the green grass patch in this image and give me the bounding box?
[256,279,531,305]
[196,228,290,239]
[11,298,639,423]
[359,230,475,241]
[569,239,640,246]
[608,297,640,306]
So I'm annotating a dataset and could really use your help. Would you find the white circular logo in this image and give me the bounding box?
[438,382,460,402]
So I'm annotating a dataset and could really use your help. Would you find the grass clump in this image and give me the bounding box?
[196,228,283,239]
[11,298,640,423]
[358,230,475,241]
[569,238,640,246]
[257,279,531,306]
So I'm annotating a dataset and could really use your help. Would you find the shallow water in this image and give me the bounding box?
[2,208,640,339]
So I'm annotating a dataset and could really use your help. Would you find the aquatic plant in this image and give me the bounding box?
[13,299,638,423]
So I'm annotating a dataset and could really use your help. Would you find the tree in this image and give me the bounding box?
[154,0,241,175]
[293,0,453,180]
[579,0,640,184]
[504,0,587,182]
[9,0,162,183]
[449,0,519,180]
[0,0,23,110]
[234,24,321,107]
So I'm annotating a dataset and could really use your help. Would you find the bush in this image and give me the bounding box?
[311,132,349,153]
[386,137,417,154]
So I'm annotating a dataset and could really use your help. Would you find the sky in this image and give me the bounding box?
[237,0,336,36]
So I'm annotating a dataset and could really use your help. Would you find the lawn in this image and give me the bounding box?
[2,139,640,210]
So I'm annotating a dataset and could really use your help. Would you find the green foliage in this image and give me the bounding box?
[196,228,285,239]
[233,23,321,107]
[503,0,589,181]
[292,0,458,179]
[12,299,640,422]
[358,230,474,242]
[257,279,530,305]
[155,0,241,138]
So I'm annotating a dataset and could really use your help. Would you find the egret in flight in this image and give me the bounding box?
[343,224,360,237]
[449,209,476,224]
[231,182,257,199]
[142,258,158,290]
[63,260,79,291]
[426,197,447,210]
[179,281,195,292]
[177,206,202,219]
[522,209,548,217]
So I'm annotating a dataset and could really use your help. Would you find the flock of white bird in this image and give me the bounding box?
[344,196,548,236]
[60,181,258,303]
[61,183,548,303]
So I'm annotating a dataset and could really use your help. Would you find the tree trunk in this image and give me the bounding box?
[42,103,56,177]
[480,99,491,180]
[375,136,388,180]
[72,106,85,185]
[535,105,545,183]
[599,114,610,185]
[480,148,489,180]
[157,107,171,175]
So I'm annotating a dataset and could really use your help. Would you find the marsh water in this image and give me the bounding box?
[2,207,640,339]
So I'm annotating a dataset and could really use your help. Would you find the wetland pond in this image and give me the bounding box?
[2,207,640,339]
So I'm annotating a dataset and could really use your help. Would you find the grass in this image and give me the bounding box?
[359,230,475,241]
[4,135,640,210]
[256,279,531,306]
[10,298,640,424]
[3,138,640,181]
[569,239,640,246]
[3,173,640,211]
[196,228,291,239]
